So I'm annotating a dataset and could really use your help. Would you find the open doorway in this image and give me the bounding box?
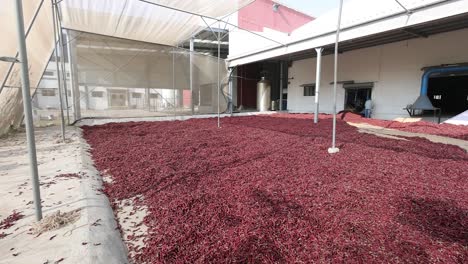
[428,75,468,115]
[344,88,372,113]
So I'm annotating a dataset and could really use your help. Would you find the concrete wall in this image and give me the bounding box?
[287,28,468,120]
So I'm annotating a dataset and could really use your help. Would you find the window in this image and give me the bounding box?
[303,84,316,96]
[149,93,159,99]
[433,95,442,100]
[41,88,56,97]
[43,71,54,77]
[132,93,142,99]
[91,91,104,98]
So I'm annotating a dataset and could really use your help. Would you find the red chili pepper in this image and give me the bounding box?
[82,114,468,263]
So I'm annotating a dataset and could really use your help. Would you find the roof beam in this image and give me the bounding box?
[136,0,286,47]
[393,0,412,14]
[401,28,428,38]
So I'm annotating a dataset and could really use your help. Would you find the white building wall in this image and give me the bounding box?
[287,28,468,120]
[228,12,290,60]
[36,68,72,110]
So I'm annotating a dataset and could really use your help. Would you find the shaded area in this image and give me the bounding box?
[82,114,468,263]
[398,197,468,246]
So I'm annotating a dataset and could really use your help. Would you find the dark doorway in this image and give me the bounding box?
[428,75,468,115]
[344,88,372,113]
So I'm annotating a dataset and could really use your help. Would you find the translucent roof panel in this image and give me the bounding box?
[0,0,253,133]
[0,0,55,135]
[60,0,254,46]
[291,0,444,42]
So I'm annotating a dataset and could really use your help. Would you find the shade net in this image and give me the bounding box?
[0,0,54,134]
[61,0,254,47]
[0,0,251,134]
[31,31,230,125]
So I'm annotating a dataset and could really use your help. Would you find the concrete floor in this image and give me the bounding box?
[0,126,127,264]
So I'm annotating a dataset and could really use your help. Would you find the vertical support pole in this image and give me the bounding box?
[66,30,81,121]
[314,47,323,124]
[228,68,233,115]
[127,89,131,108]
[84,85,90,110]
[51,0,66,141]
[329,0,344,154]
[55,4,70,125]
[189,37,195,115]
[173,47,176,120]
[145,58,151,111]
[279,61,283,111]
[14,0,42,221]
[239,66,243,110]
[146,88,150,111]
[217,23,221,128]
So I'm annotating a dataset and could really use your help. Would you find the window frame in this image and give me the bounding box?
[91,91,104,98]
[302,84,316,97]
[41,88,56,97]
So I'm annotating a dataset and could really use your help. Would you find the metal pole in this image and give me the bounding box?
[173,47,176,120]
[314,47,323,123]
[279,61,283,111]
[145,58,151,112]
[51,0,66,141]
[189,37,194,115]
[217,24,221,128]
[0,0,46,95]
[54,4,70,125]
[240,67,243,109]
[328,0,344,154]
[66,30,81,121]
[14,0,43,221]
[228,68,233,115]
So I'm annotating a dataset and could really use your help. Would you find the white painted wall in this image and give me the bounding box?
[287,28,468,120]
[35,69,72,109]
[228,12,290,59]
[229,27,289,59]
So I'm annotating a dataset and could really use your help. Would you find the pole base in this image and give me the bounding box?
[327,147,340,154]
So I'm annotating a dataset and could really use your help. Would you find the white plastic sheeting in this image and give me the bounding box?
[444,110,468,125]
[0,0,54,134]
[32,31,229,122]
[60,0,254,46]
[0,0,252,134]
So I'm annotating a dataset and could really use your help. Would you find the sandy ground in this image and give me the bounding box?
[0,126,127,264]
[349,122,468,151]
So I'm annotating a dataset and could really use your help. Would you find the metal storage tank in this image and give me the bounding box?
[257,77,271,112]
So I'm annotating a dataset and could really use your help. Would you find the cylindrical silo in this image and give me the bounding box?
[257,77,271,112]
